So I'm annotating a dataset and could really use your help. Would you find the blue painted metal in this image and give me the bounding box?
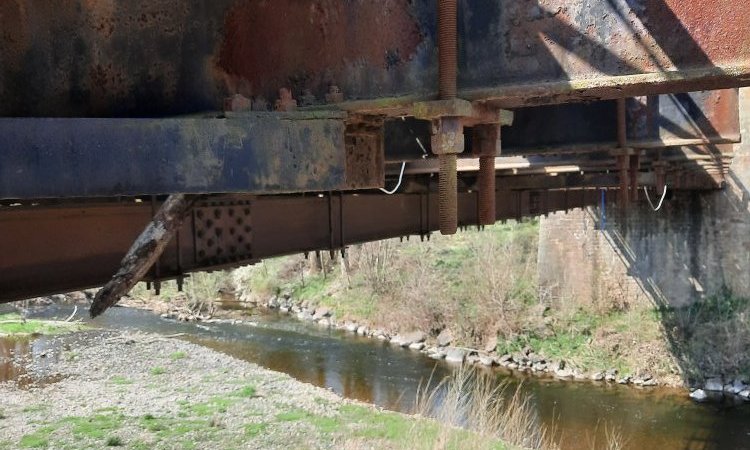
[0,112,349,199]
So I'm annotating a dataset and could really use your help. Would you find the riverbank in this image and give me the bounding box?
[218,222,683,389]
[0,328,519,450]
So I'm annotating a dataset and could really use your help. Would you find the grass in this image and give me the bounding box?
[108,376,133,385]
[0,313,85,336]
[10,381,531,450]
[244,422,268,436]
[414,368,553,450]
[654,288,750,383]
[105,436,123,446]
[169,351,188,360]
[149,367,166,376]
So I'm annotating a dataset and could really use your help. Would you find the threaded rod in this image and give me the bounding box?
[439,154,458,235]
[438,0,458,99]
[478,155,496,225]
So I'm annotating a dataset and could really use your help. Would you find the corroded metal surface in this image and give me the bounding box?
[2,1,749,117]
[0,112,357,199]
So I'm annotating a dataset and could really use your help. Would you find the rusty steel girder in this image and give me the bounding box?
[1,1,750,118]
[0,187,609,303]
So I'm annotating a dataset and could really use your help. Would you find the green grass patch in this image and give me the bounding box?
[61,411,124,439]
[105,435,123,446]
[18,426,55,449]
[169,351,188,361]
[149,367,166,376]
[275,409,309,422]
[244,422,268,437]
[234,385,256,398]
[0,313,85,336]
[108,376,133,385]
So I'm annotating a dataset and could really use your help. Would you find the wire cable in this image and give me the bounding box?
[644,184,668,211]
[380,162,406,195]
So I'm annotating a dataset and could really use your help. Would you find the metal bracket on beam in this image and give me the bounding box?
[412,98,513,233]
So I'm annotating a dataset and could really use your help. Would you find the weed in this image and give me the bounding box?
[108,376,132,385]
[244,423,268,437]
[0,313,84,336]
[414,367,556,450]
[234,385,256,398]
[169,351,188,360]
[18,427,54,449]
[150,367,166,376]
[105,436,123,446]
[275,409,309,422]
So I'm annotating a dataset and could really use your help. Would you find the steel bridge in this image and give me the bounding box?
[1,1,748,305]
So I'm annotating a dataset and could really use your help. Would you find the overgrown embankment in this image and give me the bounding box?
[225,221,675,385]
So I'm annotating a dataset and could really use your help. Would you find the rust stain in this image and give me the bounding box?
[657,0,750,64]
[216,0,423,100]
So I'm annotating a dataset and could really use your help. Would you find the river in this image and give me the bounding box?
[3,305,750,449]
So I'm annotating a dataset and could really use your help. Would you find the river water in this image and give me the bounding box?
[4,305,750,449]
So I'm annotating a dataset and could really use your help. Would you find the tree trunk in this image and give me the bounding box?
[89,194,196,318]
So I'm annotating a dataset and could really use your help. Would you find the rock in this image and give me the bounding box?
[555,368,574,379]
[267,296,279,309]
[409,342,426,351]
[499,354,513,364]
[296,311,313,321]
[429,352,446,360]
[317,318,330,327]
[479,355,496,366]
[617,376,632,385]
[356,326,369,336]
[312,307,332,321]
[394,331,426,348]
[436,329,453,347]
[466,354,480,365]
[484,336,498,353]
[279,306,289,314]
[591,372,605,382]
[739,389,750,400]
[507,363,519,370]
[732,379,748,394]
[445,348,467,364]
[690,389,709,401]
[605,368,618,382]
[345,323,358,333]
[704,377,724,392]
[642,378,657,387]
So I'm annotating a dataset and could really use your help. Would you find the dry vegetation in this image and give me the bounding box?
[233,221,676,380]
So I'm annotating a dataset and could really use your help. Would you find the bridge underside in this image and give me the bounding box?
[1,1,749,303]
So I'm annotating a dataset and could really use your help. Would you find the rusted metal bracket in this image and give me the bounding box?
[412,99,513,234]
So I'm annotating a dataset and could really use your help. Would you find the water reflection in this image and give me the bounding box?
[0,336,64,388]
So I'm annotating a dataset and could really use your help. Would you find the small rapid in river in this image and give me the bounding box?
[4,305,750,449]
